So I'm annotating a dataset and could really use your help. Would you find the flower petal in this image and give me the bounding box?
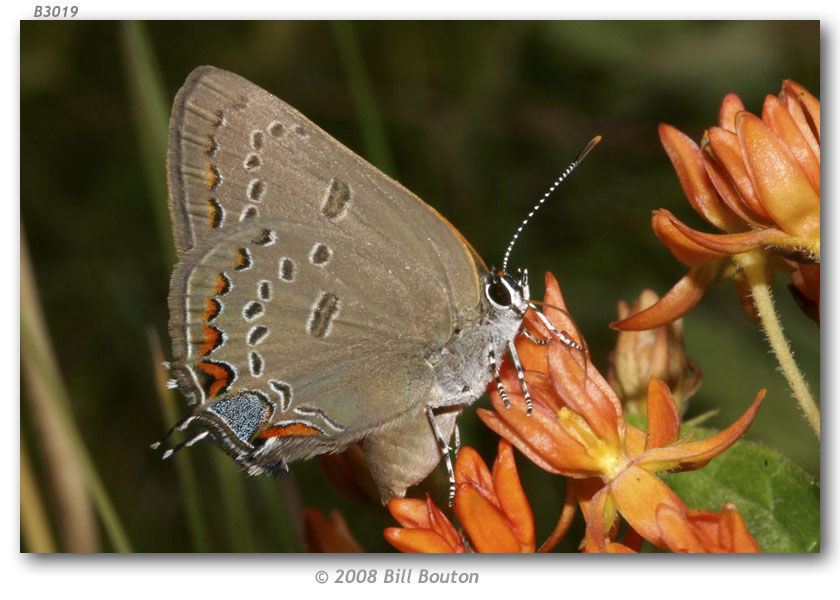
[518,272,583,373]
[659,504,760,553]
[611,262,720,330]
[780,80,820,149]
[736,111,820,239]
[652,209,727,266]
[611,292,667,407]
[658,123,743,231]
[524,272,582,347]
[480,380,602,477]
[514,331,548,374]
[718,93,746,132]
[584,484,616,553]
[639,389,765,472]
[454,446,495,501]
[719,501,761,552]
[478,409,564,475]
[665,212,788,254]
[645,378,680,450]
[387,496,463,551]
[384,527,459,553]
[548,339,622,451]
[684,508,724,547]
[761,93,820,194]
[702,145,769,227]
[610,464,688,548]
[706,125,773,223]
[657,504,716,552]
[387,497,433,529]
[455,484,522,553]
[623,423,648,458]
[492,440,536,550]
[605,542,637,553]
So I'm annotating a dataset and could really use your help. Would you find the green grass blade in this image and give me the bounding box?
[20,439,57,552]
[212,455,257,552]
[148,330,211,552]
[21,231,131,552]
[119,21,175,266]
[330,21,396,176]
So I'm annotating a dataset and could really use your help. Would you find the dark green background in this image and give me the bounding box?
[20,21,819,552]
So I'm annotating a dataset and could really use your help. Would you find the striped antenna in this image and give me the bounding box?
[501,135,601,272]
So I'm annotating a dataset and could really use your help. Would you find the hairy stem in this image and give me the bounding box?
[736,251,819,439]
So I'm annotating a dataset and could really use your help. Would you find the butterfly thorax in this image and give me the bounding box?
[428,270,529,409]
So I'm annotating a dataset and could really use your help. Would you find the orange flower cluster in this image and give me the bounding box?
[385,440,534,553]
[613,80,820,330]
[385,273,763,553]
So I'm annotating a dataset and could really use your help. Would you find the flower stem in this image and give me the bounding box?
[539,483,578,552]
[735,251,820,439]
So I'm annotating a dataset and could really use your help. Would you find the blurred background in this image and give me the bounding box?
[20,21,819,552]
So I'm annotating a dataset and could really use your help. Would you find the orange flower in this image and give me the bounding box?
[384,440,534,553]
[608,289,702,416]
[479,273,764,552]
[304,508,363,552]
[614,80,819,330]
[658,502,760,553]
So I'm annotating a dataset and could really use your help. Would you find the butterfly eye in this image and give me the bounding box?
[486,276,513,308]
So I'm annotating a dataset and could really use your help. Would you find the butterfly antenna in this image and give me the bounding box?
[502,135,601,272]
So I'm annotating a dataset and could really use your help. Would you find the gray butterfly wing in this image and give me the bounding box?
[166,66,487,495]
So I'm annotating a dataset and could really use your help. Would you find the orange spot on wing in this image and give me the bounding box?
[198,325,223,356]
[261,423,321,438]
[213,273,230,295]
[205,164,220,190]
[205,134,217,156]
[195,360,233,398]
[203,298,221,321]
[206,197,222,228]
[232,248,250,269]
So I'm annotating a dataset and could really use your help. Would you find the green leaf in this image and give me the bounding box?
[659,425,819,553]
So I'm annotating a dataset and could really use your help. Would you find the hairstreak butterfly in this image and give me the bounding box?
[157,65,597,501]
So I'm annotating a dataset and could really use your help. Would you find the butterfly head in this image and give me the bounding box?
[485,268,530,319]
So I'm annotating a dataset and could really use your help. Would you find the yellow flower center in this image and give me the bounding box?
[557,407,627,479]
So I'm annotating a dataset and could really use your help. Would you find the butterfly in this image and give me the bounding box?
[157,66,596,501]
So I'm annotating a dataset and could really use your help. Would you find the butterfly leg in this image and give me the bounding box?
[507,339,534,416]
[161,429,210,460]
[489,348,511,409]
[149,409,197,450]
[528,304,585,351]
[426,406,457,506]
[523,328,548,345]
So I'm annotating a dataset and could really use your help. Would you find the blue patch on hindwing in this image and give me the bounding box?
[205,391,272,445]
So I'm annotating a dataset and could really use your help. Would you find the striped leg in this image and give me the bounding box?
[507,339,533,416]
[489,348,511,409]
[426,407,457,506]
[528,303,585,351]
